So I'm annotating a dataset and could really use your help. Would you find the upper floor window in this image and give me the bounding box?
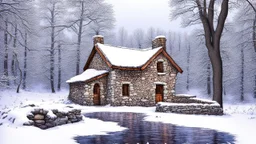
[157,61,164,73]
[122,84,130,96]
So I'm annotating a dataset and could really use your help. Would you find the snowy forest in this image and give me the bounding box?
[0,0,256,103]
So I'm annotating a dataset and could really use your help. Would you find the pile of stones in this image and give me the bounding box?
[24,108,83,129]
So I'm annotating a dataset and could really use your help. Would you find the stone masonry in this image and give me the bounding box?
[109,54,177,106]
[68,35,181,107]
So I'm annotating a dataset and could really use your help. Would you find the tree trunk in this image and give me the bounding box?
[76,19,83,75]
[223,83,226,96]
[253,9,256,52]
[240,48,244,101]
[195,0,229,108]
[11,24,18,85]
[209,47,223,108]
[76,2,84,75]
[22,32,28,90]
[50,24,55,93]
[253,13,256,98]
[186,42,190,91]
[15,54,22,93]
[207,62,211,96]
[57,44,61,91]
[4,20,9,86]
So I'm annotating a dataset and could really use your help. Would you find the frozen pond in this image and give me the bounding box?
[75,112,235,144]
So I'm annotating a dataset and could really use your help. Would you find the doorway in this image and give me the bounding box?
[93,83,100,105]
[155,85,164,103]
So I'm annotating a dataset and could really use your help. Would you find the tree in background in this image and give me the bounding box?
[0,0,33,92]
[235,0,256,99]
[170,0,230,107]
[117,27,128,46]
[39,0,66,93]
[132,28,145,48]
[67,0,114,75]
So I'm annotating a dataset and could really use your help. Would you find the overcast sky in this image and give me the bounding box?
[106,0,188,34]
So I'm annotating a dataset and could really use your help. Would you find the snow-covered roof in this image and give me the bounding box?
[66,69,108,83]
[96,43,162,67]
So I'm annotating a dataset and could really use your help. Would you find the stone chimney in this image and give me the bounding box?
[93,35,104,45]
[152,35,166,51]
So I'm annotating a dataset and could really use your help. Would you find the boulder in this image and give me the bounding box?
[35,120,45,125]
[34,114,44,120]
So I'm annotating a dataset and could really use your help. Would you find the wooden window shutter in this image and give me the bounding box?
[157,62,164,73]
[122,84,129,96]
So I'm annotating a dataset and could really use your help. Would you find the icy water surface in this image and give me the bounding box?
[75,112,235,144]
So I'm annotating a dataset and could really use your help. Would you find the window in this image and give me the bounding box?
[157,62,164,73]
[122,84,130,96]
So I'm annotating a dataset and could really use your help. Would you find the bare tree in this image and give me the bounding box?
[57,43,61,91]
[133,28,145,48]
[117,27,128,46]
[22,32,27,90]
[186,39,191,91]
[240,46,245,101]
[170,0,230,107]
[38,0,67,93]
[235,0,256,98]
[68,0,114,75]
[3,19,9,86]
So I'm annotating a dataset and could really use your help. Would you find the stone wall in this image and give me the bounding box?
[110,53,178,106]
[68,76,108,106]
[88,52,110,71]
[155,97,223,115]
[170,96,213,104]
[70,49,179,107]
[24,108,82,129]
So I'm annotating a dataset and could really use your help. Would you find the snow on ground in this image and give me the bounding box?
[0,90,256,144]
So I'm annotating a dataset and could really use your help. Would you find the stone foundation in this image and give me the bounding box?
[156,96,223,115]
[24,108,83,129]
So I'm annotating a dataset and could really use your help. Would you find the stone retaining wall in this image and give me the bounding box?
[24,108,83,129]
[170,96,213,104]
[156,96,223,115]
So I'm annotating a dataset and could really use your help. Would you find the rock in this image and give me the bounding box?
[76,115,83,120]
[38,125,48,130]
[34,114,44,120]
[31,109,40,115]
[54,117,68,126]
[35,120,45,125]
[23,121,34,126]
[45,122,55,128]
[27,114,34,120]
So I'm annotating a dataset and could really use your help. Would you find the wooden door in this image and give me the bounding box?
[155,85,163,103]
[93,83,100,105]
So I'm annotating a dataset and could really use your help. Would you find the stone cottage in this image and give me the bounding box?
[67,35,183,106]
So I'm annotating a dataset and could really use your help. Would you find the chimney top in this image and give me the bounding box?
[93,35,104,45]
[152,35,166,51]
[154,35,166,40]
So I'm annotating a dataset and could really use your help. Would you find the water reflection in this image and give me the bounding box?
[75,112,235,144]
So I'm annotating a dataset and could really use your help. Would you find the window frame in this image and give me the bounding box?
[157,61,164,73]
[122,84,130,96]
